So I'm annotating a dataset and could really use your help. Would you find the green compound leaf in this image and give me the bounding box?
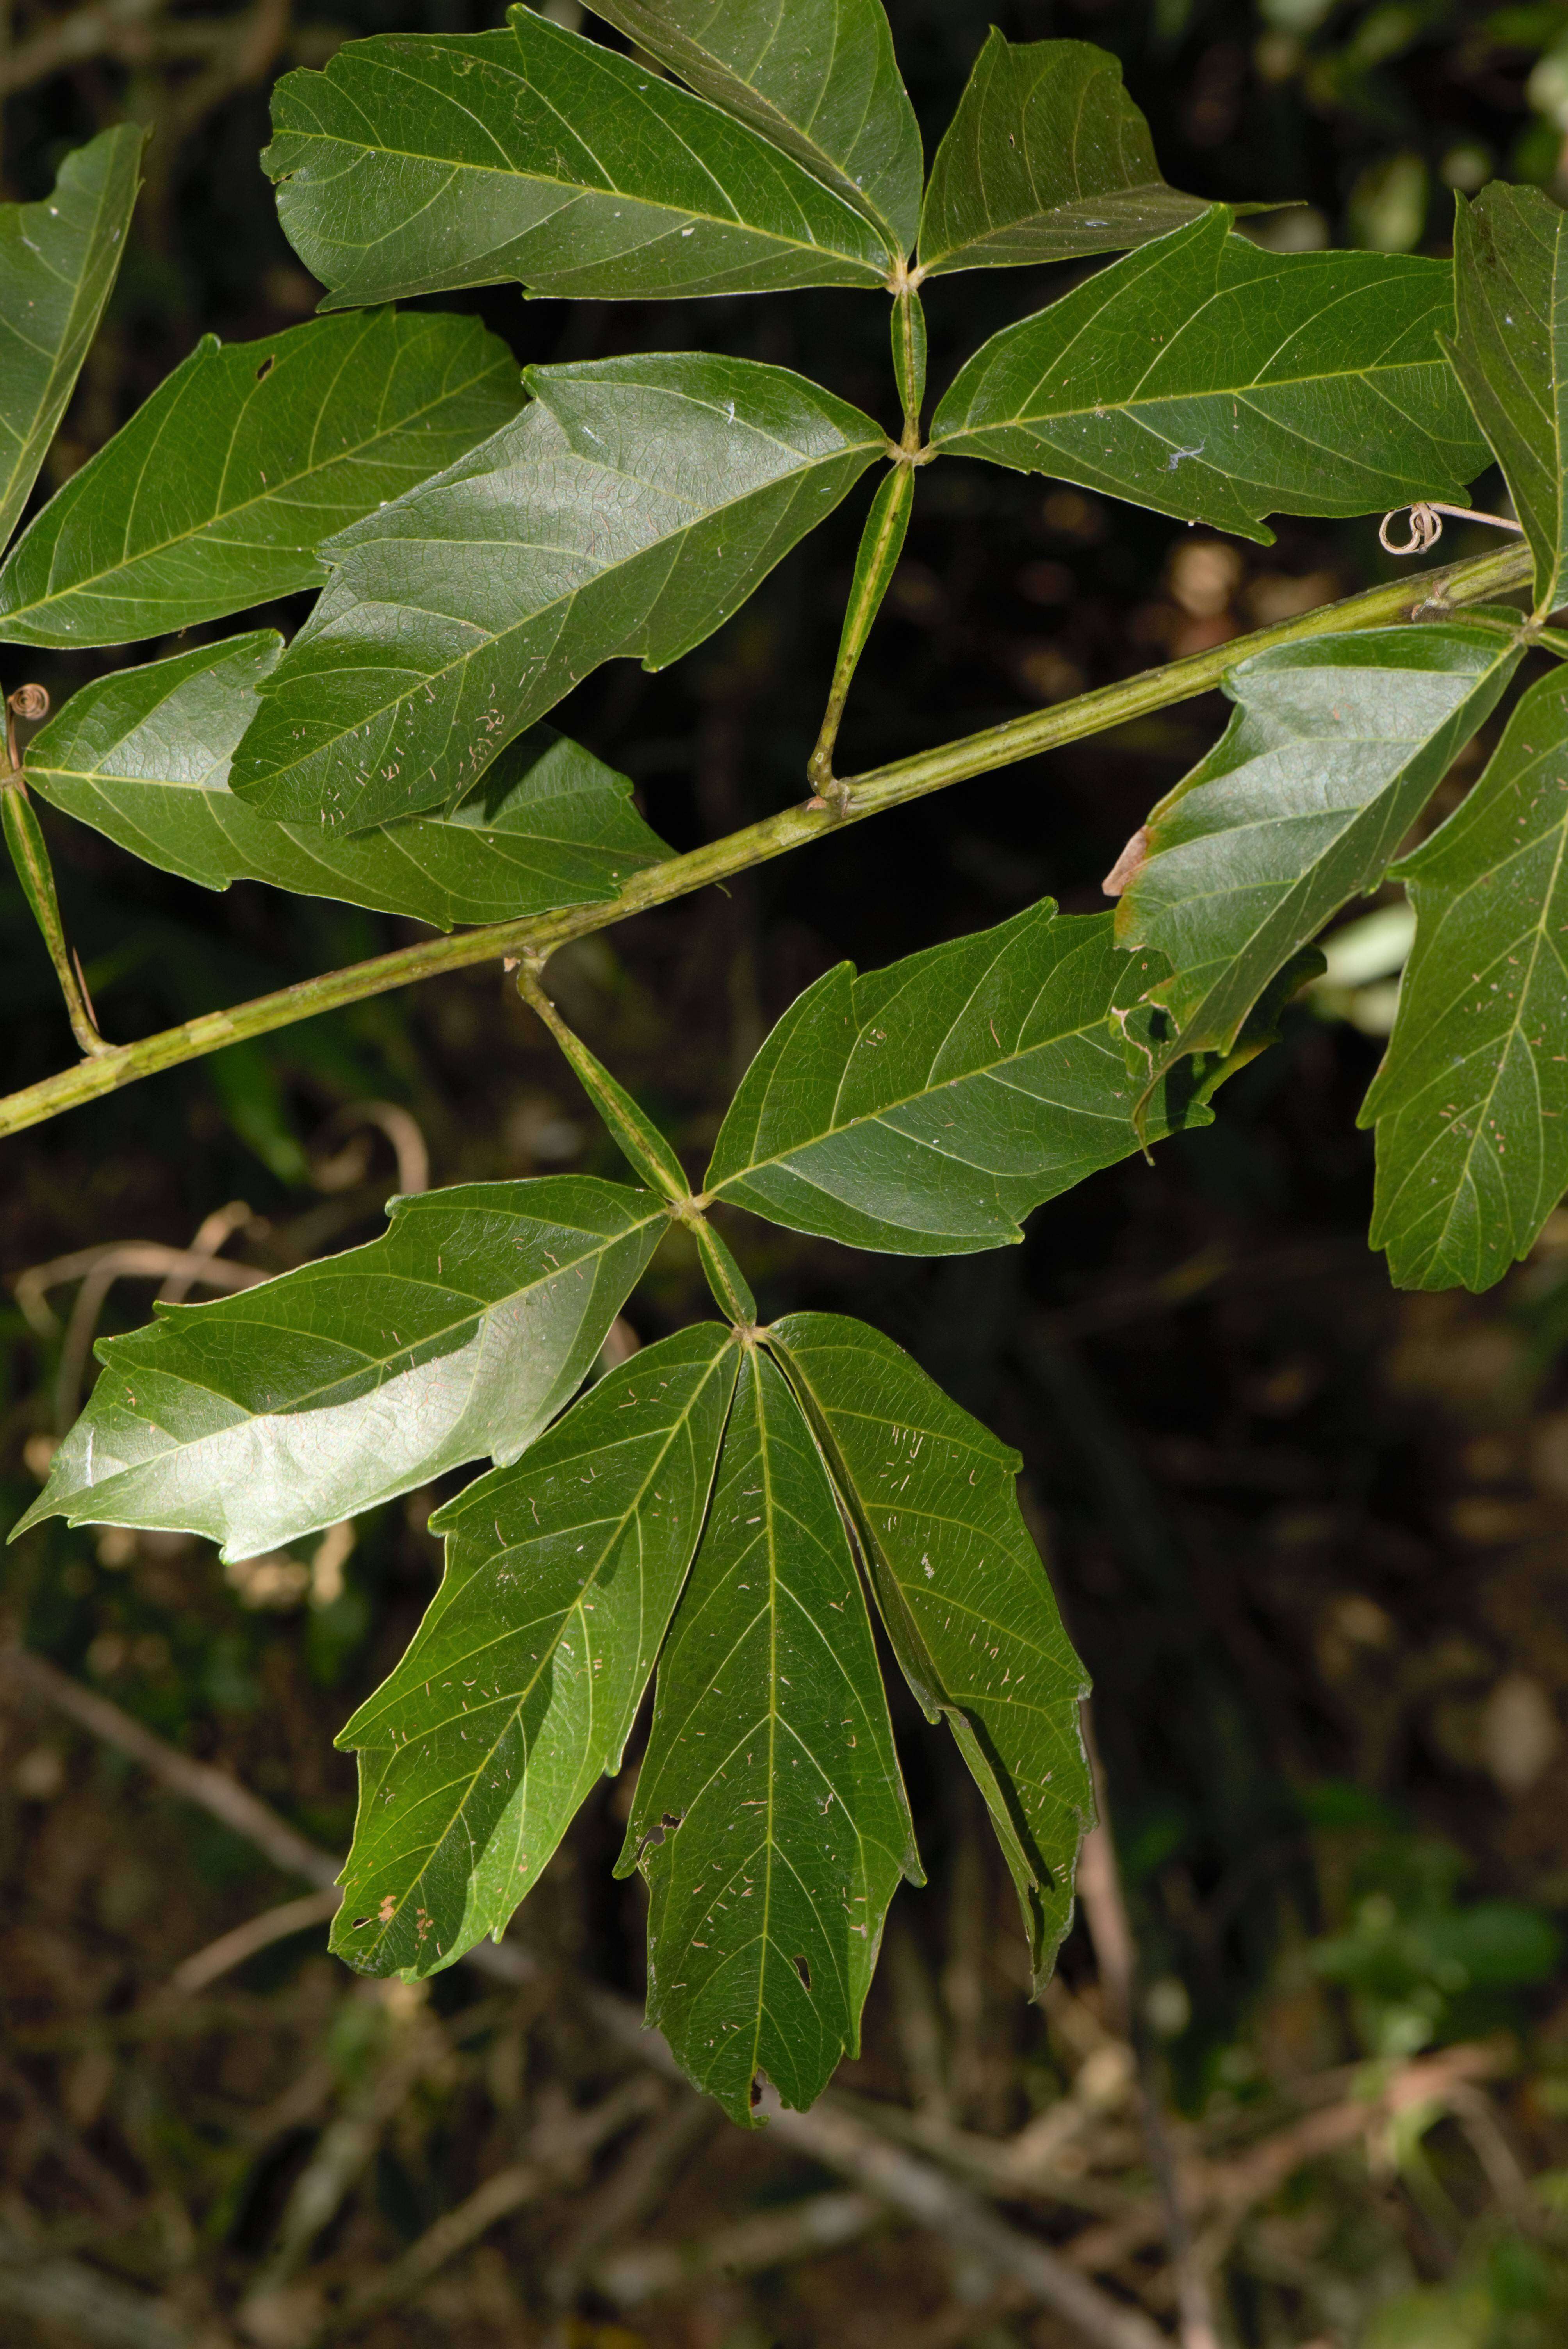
[230,353,884,831]
[1363,668,1568,1291]
[12,1179,666,1561]
[918,31,1207,278]
[331,1324,739,1980]
[768,1313,1092,1990]
[0,126,143,556]
[0,308,519,649]
[26,635,668,930]
[1114,624,1523,1097]
[1447,184,1568,620]
[701,902,1217,1256]
[265,9,890,312]
[618,1344,919,2126]
[588,0,921,258]
[930,207,1489,543]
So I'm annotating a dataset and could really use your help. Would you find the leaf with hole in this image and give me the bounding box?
[0,125,143,558]
[618,1344,919,2124]
[0,308,520,648]
[701,901,1219,1255]
[265,9,890,312]
[26,635,669,929]
[930,207,1490,540]
[918,31,1209,277]
[1446,184,1568,619]
[229,353,884,830]
[588,0,921,257]
[13,1179,666,1559]
[1113,623,1522,1114]
[1362,668,1568,1291]
[770,1312,1092,1987]
[331,1323,739,1980]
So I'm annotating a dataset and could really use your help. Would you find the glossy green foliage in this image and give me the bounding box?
[265,10,890,313]
[619,1345,919,2125]
[702,902,1216,1254]
[770,1315,1092,1987]
[1447,184,1568,619]
[26,636,668,930]
[931,207,1489,540]
[229,353,883,830]
[918,32,1206,277]
[588,0,921,257]
[0,126,143,555]
[1363,669,1568,1291]
[1115,626,1522,1097]
[14,1180,665,1559]
[0,309,517,649]
[332,1326,739,1980]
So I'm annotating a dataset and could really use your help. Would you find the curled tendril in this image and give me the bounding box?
[1378,502,1526,557]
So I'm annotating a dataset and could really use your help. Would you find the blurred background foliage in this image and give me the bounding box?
[9,3,1568,2345]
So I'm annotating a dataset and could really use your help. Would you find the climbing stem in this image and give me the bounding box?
[0,535,1534,1143]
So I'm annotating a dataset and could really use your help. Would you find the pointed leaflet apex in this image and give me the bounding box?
[586,0,922,257]
[620,1346,918,2125]
[0,127,143,559]
[1363,668,1568,1291]
[918,31,1209,277]
[769,1314,1093,1990]
[702,901,1219,1256]
[331,1325,739,1980]
[12,1179,665,1560]
[24,638,668,930]
[1113,625,1523,1108]
[228,355,884,831]
[930,208,1490,540]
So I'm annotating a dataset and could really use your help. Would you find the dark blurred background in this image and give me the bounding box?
[7,5,1568,2345]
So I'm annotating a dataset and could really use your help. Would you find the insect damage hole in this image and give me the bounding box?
[633,1809,683,1865]
[792,1953,812,1992]
[255,353,276,381]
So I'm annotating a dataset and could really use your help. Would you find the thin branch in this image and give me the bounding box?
[593,2188,882,2306]
[161,1887,342,1998]
[0,536,1532,1145]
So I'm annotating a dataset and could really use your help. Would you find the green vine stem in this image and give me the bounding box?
[687,1217,757,1327]
[0,535,1534,1143]
[806,462,915,806]
[891,285,927,446]
[1,690,112,1060]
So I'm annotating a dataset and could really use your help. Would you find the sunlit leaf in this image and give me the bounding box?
[12,1180,666,1559]
[1114,623,1522,1107]
[0,308,519,648]
[26,635,668,929]
[770,1313,1092,1987]
[701,902,1215,1255]
[265,9,889,311]
[930,207,1489,541]
[918,31,1206,277]
[331,1324,739,1980]
[589,0,921,257]
[0,127,143,556]
[618,1344,919,2124]
[229,353,884,830]
[1446,183,1568,618]
[1363,668,1568,1290]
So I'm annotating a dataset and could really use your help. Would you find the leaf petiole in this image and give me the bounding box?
[2,691,112,1060]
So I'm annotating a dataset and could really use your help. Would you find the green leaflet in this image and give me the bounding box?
[331,1326,739,1980]
[930,207,1490,542]
[1447,185,1568,620]
[13,1179,665,1561]
[265,10,889,312]
[0,127,143,556]
[588,0,921,258]
[918,31,1207,277]
[700,902,1216,1255]
[229,353,884,830]
[769,1314,1092,1989]
[0,309,519,649]
[1114,625,1522,1098]
[1363,668,1568,1292]
[618,1345,918,2126]
[25,636,668,930]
